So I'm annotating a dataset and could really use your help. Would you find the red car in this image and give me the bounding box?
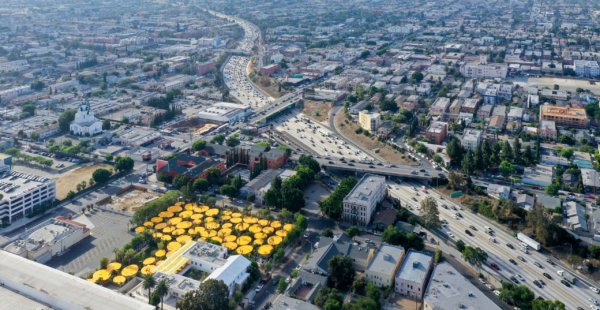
[490,262,500,271]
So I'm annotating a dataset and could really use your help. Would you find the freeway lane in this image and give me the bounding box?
[388,180,599,309]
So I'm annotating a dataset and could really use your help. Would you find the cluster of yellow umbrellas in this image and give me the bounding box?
[137,203,294,257]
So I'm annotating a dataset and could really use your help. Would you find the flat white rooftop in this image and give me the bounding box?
[0,251,154,310]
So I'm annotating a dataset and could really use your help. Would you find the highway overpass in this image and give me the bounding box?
[290,155,446,181]
[252,91,303,124]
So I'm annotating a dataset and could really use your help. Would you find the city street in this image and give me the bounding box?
[388,180,599,309]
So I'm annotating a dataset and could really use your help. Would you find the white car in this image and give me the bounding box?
[592,287,600,294]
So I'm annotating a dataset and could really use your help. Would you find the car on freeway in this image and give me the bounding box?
[561,279,571,287]
[510,276,519,284]
[517,256,526,262]
[506,243,514,249]
[509,259,518,265]
[489,237,496,243]
[469,225,478,231]
[542,272,553,280]
[538,279,545,286]
[442,204,448,209]
[490,262,500,271]
[534,262,543,269]
[546,258,556,266]
[348,163,354,166]
[517,274,525,282]
[591,286,600,294]
[465,229,473,236]
[532,280,542,288]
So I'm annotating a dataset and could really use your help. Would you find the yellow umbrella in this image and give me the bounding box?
[231,212,242,218]
[172,228,185,236]
[113,275,126,285]
[135,226,145,234]
[193,219,203,225]
[283,224,294,232]
[200,230,210,238]
[258,219,270,226]
[223,242,238,251]
[249,225,262,233]
[221,215,231,221]
[230,217,242,224]
[168,217,182,225]
[107,262,122,273]
[253,238,264,245]
[161,235,172,241]
[191,213,203,220]
[271,221,282,229]
[268,236,283,246]
[88,278,97,283]
[254,232,267,239]
[210,236,222,244]
[207,230,217,237]
[206,222,220,230]
[155,249,166,258]
[143,257,156,265]
[93,269,111,281]
[222,223,233,229]
[141,265,156,276]
[262,227,274,235]
[177,235,192,243]
[237,245,254,255]
[223,210,232,215]
[162,227,173,234]
[176,221,192,229]
[175,201,184,207]
[205,208,219,217]
[276,230,288,238]
[218,228,232,237]
[198,205,209,212]
[121,265,139,277]
[243,217,258,224]
[151,217,163,223]
[185,203,194,211]
[167,241,182,252]
[180,210,193,218]
[167,205,182,213]
[237,236,252,246]
[155,222,168,230]
[235,223,250,231]
[153,232,163,238]
[224,235,237,242]
[258,245,273,256]
[158,211,174,218]
[205,216,215,223]
[143,221,154,227]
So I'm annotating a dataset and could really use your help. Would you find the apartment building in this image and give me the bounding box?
[342,174,386,227]
[430,97,451,116]
[365,244,405,287]
[425,121,448,144]
[574,60,600,78]
[539,105,589,129]
[461,129,482,150]
[358,110,381,132]
[395,250,434,299]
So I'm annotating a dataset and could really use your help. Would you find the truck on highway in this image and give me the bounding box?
[557,270,577,284]
[517,233,541,251]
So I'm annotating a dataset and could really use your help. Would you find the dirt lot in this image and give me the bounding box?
[335,111,415,165]
[303,100,332,123]
[56,164,113,199]
[106,188,161,212]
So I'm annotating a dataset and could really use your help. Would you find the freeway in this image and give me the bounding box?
[388,180,599,310]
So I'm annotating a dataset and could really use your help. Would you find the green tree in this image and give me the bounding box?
[58,109,77,132]
[226,135,240,147]
[421,197,440,228]
[346,226,359,238]
[205,168,222,185]
[142,274,156,304]
[499,160,514,178]
[532,300,565,310]
[155,279,169,310]
[499,282,535,309]
[193,178,209,191]
[176,279,229,310]
[446,137,464,166]
[352,277,366,295]
[322,228,334,238]
[277,278,287,293]
[559,147,574,160]
[211,134,225,145]
[462,246,488,269]
[500,141,513,162]
[327,256,355,290]
[92,168,112,184]
[102,119,111,130]
[455,239,466,252]
[220,184,237,197]
[365,282,381,309]
[114,156,134,172]
[280,186,305,212]
[546,183,560,196]
[320,177,358,220]
[100,257,109,269]
[192,139,207,151]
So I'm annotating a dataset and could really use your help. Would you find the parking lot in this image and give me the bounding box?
[274,114,369,161]
[47,209,134,277]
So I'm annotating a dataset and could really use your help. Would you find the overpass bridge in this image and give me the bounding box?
[290,155,446,181]
[252,91,303,124]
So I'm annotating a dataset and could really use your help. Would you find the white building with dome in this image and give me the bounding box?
[70,101,102,136]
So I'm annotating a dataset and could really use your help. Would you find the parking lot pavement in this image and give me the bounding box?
[47,209,133,277]
[273,114,368,161]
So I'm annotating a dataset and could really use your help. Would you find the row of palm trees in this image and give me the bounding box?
[143,274,169,309]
